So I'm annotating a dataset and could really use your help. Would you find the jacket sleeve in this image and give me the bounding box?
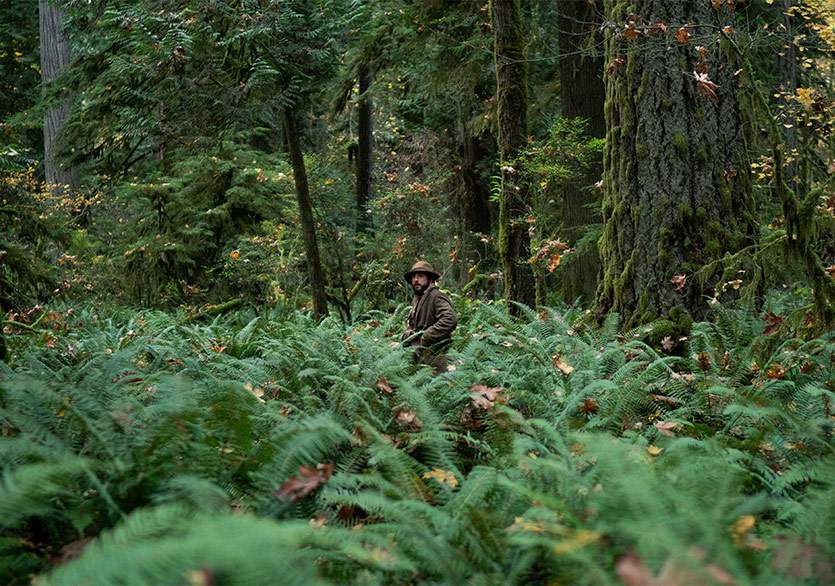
[420,292,457,346]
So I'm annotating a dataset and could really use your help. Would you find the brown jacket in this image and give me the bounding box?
[403,283,457,351]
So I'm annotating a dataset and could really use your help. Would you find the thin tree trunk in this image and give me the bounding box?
[39,1,76,195]
[356,62,373,232]
[492,0,535,312]
[283,106,329,320]
[597,0,756,327]
[558,0,605,306]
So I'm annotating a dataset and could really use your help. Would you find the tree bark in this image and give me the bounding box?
[356,62,373,232]
[283,106,329,320]
[492,0,535,312]
[597,0,757,327]
[39,1,76,196]
[779,0,798,193]
[558,0,605,306]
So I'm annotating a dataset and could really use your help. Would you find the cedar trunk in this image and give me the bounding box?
[356,63,373,232]
[39,1,76,195]
[597,0,756,326]
[558,0,605,306]
[283,106,329,320]
[492,0,535,312]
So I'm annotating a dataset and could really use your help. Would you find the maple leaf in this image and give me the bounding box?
[606,58,626,76]
[422,467,458,488]
[650,21,667,34]
[670,273,687,291]
[394,408,422,427]
[676,24,694,44]
[654,420,678,437]
[276,463,334,502]
[469,384,503,401]
[661,336,675,352]
[579,398,598,415]
[695,45,709,61]
[470,393,495,410]
[694,72,719,100]
[763,311,784,335]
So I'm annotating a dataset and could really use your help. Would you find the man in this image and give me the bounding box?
[402,260,457,374]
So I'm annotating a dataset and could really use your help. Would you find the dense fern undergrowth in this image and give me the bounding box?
[1,299,833,584]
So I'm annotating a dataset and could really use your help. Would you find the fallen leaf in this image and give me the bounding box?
[276,463,334,502]
[553,357,574,375]
[655,420,678,436]
[376,377,394,394]
[661,336,675,352]
[670,274,687,291]
[422,467,458,488]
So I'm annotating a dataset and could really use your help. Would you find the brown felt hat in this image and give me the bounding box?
[404,260,440,283]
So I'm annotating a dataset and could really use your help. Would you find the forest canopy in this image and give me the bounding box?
[1,0,834,583]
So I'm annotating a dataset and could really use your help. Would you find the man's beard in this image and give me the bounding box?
[412,282,428,295]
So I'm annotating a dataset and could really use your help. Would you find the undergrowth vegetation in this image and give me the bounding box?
[1,299,833,584]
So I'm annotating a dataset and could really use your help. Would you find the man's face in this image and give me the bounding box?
[411,272,430,295]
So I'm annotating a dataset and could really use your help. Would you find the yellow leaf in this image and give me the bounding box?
[422,468,458,488]
[647,445,663,455]
[553,357,574,375]
[230,250,240,259]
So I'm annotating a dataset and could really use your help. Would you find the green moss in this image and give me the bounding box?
[696,206,707,223]
[673,133,687,155]
[636,142,648,158]
[662,98,674,109]
[706,239,721,258]
[697,147,708,165]
[684,237,691,248]
[678,204,693,222]
[706,220,722,235]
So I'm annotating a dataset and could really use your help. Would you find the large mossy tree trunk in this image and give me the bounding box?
[356,62,373,232]
[558,0,605,306]
[283,106,329,320]
[597,0,757,327]
[39,1,76,197]
[492,0,535,313]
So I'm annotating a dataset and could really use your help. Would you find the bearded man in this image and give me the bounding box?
[402,260,457,374]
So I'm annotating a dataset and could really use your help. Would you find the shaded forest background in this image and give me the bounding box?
[1,0,835,584]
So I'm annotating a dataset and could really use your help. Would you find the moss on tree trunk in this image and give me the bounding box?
[492,0,535,312]
[597,0,757,327]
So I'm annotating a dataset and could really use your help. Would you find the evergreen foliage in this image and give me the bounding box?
[1,299,832,583]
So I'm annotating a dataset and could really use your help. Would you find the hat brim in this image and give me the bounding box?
[404,270,440,283]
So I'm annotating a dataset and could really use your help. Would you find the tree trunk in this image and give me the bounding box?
[356,62,373,232]
[597,0,757,327]
[283,106,329,320]
[492,0,535,312]
[779,0,798,193]
[39,1,76,196]
[558,0,605,306]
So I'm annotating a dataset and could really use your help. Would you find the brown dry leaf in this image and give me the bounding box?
[606,58,626,76]
[469,384,503,401]
[276,463,334,502]
[376,377,394,394]
[695,72,720,100]
[651,21,667,34]
[655,420,678,437]
[763,311,784,335]
[395,408,422,427]
[670,273,687,291]
[695,45,709,61]
[579,398,598,415]
[470,393,495,410]
[676,24,694,43]
[661,336,675,352]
